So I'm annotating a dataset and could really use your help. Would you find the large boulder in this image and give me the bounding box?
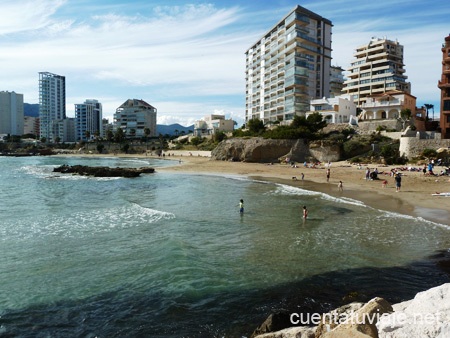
[376,283,450,338]
[321,297,392,338]
[211,138,310,163]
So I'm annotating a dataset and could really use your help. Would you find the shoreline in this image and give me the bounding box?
[154,151,450,226]
[53,151,450,226]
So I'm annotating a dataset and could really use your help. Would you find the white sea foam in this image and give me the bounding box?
[2,203,176,240]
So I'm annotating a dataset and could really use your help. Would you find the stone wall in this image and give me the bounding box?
[399,133,450,158]
[357,119,402,133]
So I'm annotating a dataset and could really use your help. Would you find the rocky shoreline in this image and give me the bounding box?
[252,283,450,338]
[53,164,155,177]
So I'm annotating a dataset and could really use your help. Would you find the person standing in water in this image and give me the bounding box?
[302,205,308,219]
[239,199,244,214]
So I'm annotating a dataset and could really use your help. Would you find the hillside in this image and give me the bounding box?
[24,103,39,117]
[157,123,193,136]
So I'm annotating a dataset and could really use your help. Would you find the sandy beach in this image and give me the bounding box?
[152,150,450,226]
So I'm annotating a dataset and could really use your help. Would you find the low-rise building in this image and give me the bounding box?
[114,99,157,138]
[306,95,356,124]
[193,114,235,136]
[359,90,416,120]
[52,118,76,143]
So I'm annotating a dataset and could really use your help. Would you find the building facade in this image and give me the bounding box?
[438,34,450,139]
[52,118,75,143]
[75,99,103,141]
[359,90,416,120]
[39,72,66,142]
[245,5,332,125]
[307,95,356,124]
[193,114,235,136]
[0,91,24,135]
[114,99,157,138]
[343,37,410,106]
[24,116,39,136]
[330,66,345,98]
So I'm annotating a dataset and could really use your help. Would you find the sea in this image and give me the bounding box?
[1,155,450,338]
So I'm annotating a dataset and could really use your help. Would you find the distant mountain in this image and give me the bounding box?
[157,123,194,136]
[24,103,39,117]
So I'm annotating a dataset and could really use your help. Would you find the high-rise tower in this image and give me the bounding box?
[39,72,66,142]
[245,5,332,125]
[343,37,410,106]
[438,34,450,139]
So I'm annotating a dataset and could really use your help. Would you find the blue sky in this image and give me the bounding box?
[1,0,449,126]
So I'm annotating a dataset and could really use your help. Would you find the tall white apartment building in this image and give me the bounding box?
[114,99,157,138]
[343,37,410,106]
[75,99,103,141]
[39,72,66,142]
[0,91,24,135]
[245,5,332,125]
[330,66,345,98]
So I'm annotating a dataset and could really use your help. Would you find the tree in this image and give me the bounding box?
[424,104,434,121]
[54,136,61,144]
[114,128,125,143]
[97,143,105,154]
[247,118,265,134]
[85,130,91,141]
[399,108,412,130]
[106,129,114,142]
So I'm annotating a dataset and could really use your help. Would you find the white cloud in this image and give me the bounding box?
[0,0,66,34]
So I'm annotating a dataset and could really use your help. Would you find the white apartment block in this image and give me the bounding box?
[343,37,411,106]
[0,91,24,135]
[193,114,235,136]
[359,90,416,120]
[114,99,157,138]
[75,99,103,141]
[39,72,66,142]
[307,95,356,124]
[245,5,332,125]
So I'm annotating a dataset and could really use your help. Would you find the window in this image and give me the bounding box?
[444,100,450,111]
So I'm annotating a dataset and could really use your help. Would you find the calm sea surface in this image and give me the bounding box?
[1,156,449,337]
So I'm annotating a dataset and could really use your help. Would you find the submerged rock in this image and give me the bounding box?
[53,164,155,177]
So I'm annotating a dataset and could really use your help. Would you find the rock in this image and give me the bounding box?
[376,283,450,338]
[321,297,392,338]
[53,164,155,177]
[211,138,311,163]
[251,311,294,338]
[314,302,364,338]
[254,326,316,338]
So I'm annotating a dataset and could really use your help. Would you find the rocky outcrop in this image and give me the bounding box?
[309,141,342,163]
[53,164,155,177]
[377,283,450,338]
[253,283,450,338]
[211,138,311,163]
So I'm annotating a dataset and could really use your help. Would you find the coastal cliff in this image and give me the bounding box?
[210,137,341,163]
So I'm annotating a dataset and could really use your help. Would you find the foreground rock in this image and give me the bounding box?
[377,283,450,337]
[253,283,450,338]
[53,164,155,177]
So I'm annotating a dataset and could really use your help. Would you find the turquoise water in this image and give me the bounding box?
[1,156,450,337]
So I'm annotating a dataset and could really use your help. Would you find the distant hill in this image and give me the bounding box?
[157,123,194,136]
[24,103,39,117]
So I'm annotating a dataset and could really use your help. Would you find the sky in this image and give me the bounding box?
[1,0,449,126]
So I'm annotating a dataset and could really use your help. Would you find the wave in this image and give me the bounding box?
[1,203,176,240]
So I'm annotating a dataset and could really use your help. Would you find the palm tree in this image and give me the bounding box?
[424,104,434,121]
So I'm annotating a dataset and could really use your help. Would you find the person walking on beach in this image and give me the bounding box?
[302,205,308,219]
[239,199,244,214]
[395,173,402,192]
[326,168,330,182]
[338,181,343,191]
